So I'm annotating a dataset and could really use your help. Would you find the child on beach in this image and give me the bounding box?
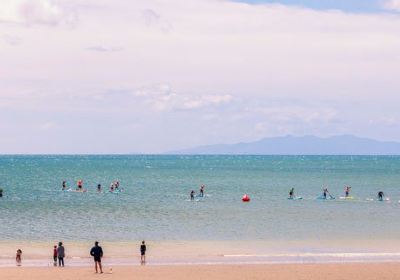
[140,241,147,265]
[53,245,58,266]
[16,249,22,266]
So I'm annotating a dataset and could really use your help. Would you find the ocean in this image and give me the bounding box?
[1,155,400,245]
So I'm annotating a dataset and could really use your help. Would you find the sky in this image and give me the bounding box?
[1,0,400,154]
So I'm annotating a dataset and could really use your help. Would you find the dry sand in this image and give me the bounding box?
[1,263,400,280]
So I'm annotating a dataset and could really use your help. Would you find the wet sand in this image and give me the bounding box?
[2,263,400,280]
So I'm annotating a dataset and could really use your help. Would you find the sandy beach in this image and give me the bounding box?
[2,263,400,280]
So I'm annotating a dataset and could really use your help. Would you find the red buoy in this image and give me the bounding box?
[242,194,250,202]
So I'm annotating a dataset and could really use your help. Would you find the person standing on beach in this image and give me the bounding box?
[57,242,65,267]
[53,245,58,266]
[90,241,103,274]
[140,241,147,265]
[16,249,22,266]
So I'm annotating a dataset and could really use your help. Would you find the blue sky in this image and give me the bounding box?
[1,0,400,153]
[236,0,384,13]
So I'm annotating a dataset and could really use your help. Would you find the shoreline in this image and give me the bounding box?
[2,239,400,268]
[2,263,400,280]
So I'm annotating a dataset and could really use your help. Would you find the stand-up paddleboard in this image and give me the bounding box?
[317,195,335,200]
[339,196,354,200]
[366,197,390,202]
[378,197,390,202]
[66,189,87,193]
[288,196,303,200]
[186,198,203,202]
[109,189,121,194]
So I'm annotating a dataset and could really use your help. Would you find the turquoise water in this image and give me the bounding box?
[1,155,400,242]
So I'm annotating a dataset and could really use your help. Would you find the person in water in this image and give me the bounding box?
[190,190,195,201]
[199,185,205,197]
[289,188,295,199]
[323,188,332,199]
[62,181,67,191]
[0,187,3,197]
[378,191,385,201]
[345,186,351,197]
[115,181,120,190]
[90,241,103,274]
[140,240,147,265]
[97,184,102,192]
[77,180,83,191]
[110,183,115,192]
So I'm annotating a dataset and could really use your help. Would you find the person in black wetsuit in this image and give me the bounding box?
[289,188,294,199]
[323,188,330,199]
[97,184,101,192]
[140,240,147,265]
[90,241,103,274]
[190,190,195,201]
[199,185,205,197]
[378,191,385,201]
[62,181,67,191]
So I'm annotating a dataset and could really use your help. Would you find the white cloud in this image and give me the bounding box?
[0,0,76,26]
[2,34,22,45]
[383,0,400,11]
[39,121,59,130]
[131,84,233,111]
[86,46,123,52]
[255,106,338,124]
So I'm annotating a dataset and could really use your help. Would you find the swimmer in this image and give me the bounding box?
[62,181,67,191]
[199,185,205,197]
[289,188,294,199]
[115,181,120,190]
[344,186,351,197]
[97,184,101,192]
[190,190,195,201]
[378,191,385,201]
[110,183,114,192]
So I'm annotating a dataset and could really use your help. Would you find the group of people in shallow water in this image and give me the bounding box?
[61,180,122,193]
[190,185,205,200]
[288,185,387,201]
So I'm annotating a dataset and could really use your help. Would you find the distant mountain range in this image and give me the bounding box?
[169,135,400,155]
